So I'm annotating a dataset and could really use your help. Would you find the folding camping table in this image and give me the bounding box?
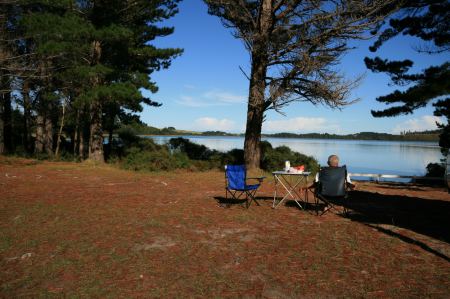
[272,171,311,209]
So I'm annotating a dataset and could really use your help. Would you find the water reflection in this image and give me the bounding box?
[146,135,443,176]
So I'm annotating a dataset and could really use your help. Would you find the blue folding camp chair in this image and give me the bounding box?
[225,165,265,208]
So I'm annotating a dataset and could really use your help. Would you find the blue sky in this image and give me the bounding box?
[141,0,449,134]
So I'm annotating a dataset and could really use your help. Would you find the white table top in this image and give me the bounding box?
[272,171,311,176]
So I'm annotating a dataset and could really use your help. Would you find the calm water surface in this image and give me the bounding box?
[148,135,443,177]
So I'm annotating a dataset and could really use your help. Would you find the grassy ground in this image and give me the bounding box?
[1,157,449,297]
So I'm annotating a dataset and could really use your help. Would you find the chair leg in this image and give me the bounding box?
[249,190,260,206]
[225,188,260,209]
[315,195,335,216]
[342,195,350,217]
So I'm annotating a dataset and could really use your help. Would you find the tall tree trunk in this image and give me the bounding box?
[22,81,32,153]
[44,102,53,156]
[3,89,12,153]
[73,109,80,156]
[1,75,12,154]
[35,114,45,154]
[0,92,4,155]
[106,125,113,160]
[44,116,53,156]
[88,100,104,162]
[244,55,267,169]
[87,39,104,162]
[79,127,85,160]
[55,101,65,157]
[243,0,272,170]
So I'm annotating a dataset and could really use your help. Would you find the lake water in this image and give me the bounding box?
[148,135,443,178]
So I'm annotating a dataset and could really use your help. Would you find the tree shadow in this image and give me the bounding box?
[343,190,450,261]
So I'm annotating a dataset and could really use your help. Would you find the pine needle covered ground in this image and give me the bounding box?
[1,157,449,297]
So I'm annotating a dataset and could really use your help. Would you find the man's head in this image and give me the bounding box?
[327,155,339,167]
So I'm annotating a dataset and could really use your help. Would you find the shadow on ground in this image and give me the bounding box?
[214,186,450,261]
[214,196,273,208]
[343,190,450,261]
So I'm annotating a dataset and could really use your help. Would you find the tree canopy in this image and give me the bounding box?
[0,0,182,160]
[205,0,399,168]
[365,0,449,155]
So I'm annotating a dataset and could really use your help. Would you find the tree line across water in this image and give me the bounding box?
[123,121,440,142]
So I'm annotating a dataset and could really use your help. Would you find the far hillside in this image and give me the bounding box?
[124,122,440,142]
[265,131,440,142]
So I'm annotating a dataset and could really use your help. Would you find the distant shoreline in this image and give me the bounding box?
[123,124,441,143]
[139,132,439,143]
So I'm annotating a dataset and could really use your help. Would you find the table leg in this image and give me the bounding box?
[273,175,306,209]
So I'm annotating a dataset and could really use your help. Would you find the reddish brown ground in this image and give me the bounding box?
[1,157,449,297]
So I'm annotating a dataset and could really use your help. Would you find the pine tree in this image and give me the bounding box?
[17,0,182,161]
[0,1,20,154]
[205,0,399,169]
[365,0,449,156]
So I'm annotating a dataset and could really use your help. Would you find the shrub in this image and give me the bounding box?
[425,162,445,177]
[222,149,245,165]
[117,126,140,147]
[118,136,318,174]
[169,137,219,160]
[415,162,445,186]
[117,134,193,172]
[121,146,191,171]
[261,145,319,173]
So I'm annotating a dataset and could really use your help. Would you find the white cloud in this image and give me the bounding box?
[203,90,246,104]
[194,117,236,131]
[176,90,246,107]
[176,95,226,107]
[263,117,341,133]
[392,115,443,134]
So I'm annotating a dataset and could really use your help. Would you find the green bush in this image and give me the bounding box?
[261,145,319,173]
[169,137,219,160]
[221,149,245,165]
[117,126,140,147]
[118,136,318,174]
[121,146,191,171]
[415,162,445,186]
[425,162,445,177]
[118,135,193,172]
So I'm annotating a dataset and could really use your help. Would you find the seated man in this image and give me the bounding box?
[306,154,355,214]
[314,154,355,190]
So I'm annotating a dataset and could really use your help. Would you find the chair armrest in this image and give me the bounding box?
[247,176,266,182]
[346,182,356,190]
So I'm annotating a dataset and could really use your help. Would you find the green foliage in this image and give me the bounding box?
[121,146,190,172]
[2,0,183,160]
[200,131,235,136]
[261,145,319,173]
[425,163,445,178]
[118,121,161,135]
[365,0,449,155]
[116,136,317,174]
[117,127,140,147]
[221,149,245,166]
[416,162,446,186]
[169,137,219,160]
[118,133,191,171]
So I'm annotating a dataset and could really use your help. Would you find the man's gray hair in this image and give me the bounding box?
[327,155,339,167]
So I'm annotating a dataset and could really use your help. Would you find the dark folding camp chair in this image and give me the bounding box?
[224,165,265,208]
[314,165,350,216]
